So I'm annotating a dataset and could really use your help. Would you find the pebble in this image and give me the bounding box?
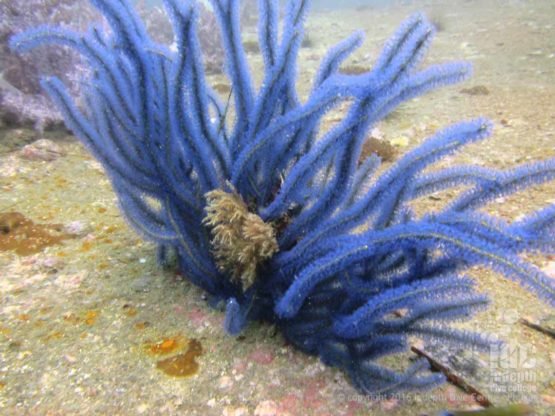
[37,256,62,270]
[20,139,65,161]
[64,354,77,363]
[254,400,279,416]
[219,375,233,389]
[63,220,90,236]
[136,403,149,414]
[223,406,248,416]
[84,159,104,172]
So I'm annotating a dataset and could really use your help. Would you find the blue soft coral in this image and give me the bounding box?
[10,0,555,395]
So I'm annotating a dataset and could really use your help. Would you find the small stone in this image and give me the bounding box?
[223,406,248,416]
[254,400,279,416]
[219,375,233,389]
[85,160,104,172]
[63,220,90,236]
[20,139,65,161]
[37,256,62,270]
[64,354,77,363]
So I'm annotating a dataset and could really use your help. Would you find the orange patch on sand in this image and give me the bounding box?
[142,335,203,377]
[0,212,74,255]
[145,336,186,355]
[156,339,203,377]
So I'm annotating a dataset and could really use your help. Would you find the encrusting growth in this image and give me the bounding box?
[204,189,278,290]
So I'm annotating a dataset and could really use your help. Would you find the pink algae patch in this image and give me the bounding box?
[249,347,274,365]
[302,377,327,410]
[277,393,301,415]
[186,308,208,327]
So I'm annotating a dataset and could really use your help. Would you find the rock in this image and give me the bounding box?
[218,375,233,389]
[64,354,77,363]
[63,220,91,237]
[20,138,65,161]
[37,256,63,271]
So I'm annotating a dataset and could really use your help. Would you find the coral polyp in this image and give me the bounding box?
[204,188,279,290]
[10,0,555,395]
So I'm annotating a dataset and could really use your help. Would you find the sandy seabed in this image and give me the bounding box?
[1,1,554,415]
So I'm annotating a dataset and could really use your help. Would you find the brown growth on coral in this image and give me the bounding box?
[203,189,278,290]
[0,212,73,255]
[155,339,203,377]
[361,137,397,163]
